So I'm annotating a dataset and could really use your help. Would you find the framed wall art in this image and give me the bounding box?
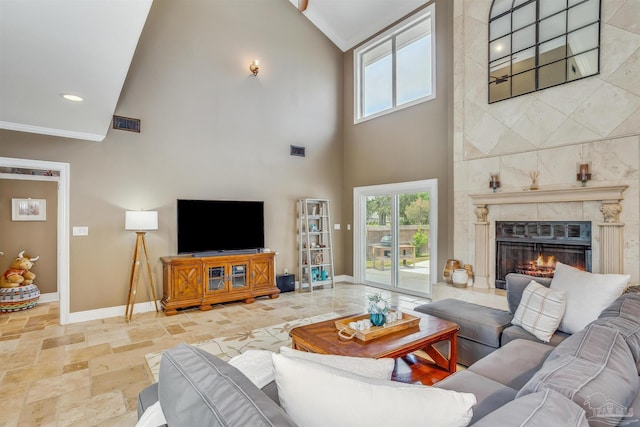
[12,198,46,221]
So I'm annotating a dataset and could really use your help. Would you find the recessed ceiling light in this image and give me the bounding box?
[61,94,83,102]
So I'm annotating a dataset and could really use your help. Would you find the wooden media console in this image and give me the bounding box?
[161,252,279,315]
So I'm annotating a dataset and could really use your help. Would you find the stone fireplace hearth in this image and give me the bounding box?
[468,185,627,289]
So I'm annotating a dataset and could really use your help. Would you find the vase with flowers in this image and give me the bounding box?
[367,293,390,327]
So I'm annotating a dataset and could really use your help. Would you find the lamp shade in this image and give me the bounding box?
[125,210,158,231]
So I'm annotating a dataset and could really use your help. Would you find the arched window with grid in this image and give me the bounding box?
[488,0,601,103]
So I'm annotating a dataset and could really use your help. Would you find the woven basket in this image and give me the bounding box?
[0,284,40,312]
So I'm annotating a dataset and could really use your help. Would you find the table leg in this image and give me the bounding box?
[421,332,457,374]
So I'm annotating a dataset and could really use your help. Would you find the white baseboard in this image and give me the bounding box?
[335,274,354,283]
[39,292,59,303]
[67,300,160,324]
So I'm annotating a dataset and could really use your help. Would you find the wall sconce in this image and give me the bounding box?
[577,162,591,186]
[489,173,501,192]
[249,60,260,76]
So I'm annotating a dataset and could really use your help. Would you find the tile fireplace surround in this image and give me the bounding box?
[469,185,628,288]
[451,1,639,289]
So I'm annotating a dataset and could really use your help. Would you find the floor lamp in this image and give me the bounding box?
[125,210,159,321]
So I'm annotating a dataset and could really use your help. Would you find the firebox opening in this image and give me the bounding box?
[495,221,591,289]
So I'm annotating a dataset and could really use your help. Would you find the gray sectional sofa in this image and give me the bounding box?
[414,273,570,366]
[138,289,640,426]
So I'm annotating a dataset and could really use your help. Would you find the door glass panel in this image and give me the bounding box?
[365,195,393,286]
[208,266,225,292]
[231,263,247,288]
[397,192,431,293]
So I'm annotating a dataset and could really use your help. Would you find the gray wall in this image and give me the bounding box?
[341,0,454,276]
[0,0,344,312]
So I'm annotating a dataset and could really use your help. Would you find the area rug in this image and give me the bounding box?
[145,312,339,381]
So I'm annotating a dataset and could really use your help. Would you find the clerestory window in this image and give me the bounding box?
[354,4,436,123]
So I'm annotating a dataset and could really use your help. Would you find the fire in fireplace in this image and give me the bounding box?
[495,221,591,289]
[516,254,557,278]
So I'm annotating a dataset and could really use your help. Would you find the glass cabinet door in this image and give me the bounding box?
[206,265,226,293]
[230,263,248,289]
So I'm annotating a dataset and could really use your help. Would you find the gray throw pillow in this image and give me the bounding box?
[158,343,296,427]
[518,324,638,427]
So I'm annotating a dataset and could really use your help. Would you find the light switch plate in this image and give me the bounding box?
[73,226,89,236]
[334,224,341,230]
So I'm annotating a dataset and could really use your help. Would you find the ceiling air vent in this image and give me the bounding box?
[290,145,305,157]
[113,115,141,133]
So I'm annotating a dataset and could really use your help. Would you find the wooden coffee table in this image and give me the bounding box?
[290,311,459,379]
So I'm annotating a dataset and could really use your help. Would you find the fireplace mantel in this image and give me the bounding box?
[468,184,628,289]
[469,185,628,206]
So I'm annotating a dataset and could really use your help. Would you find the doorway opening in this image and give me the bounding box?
[0,157,70,324]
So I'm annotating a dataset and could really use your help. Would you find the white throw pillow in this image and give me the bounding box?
[550,262,630,334]
[228,349,275,388]
[279,346,395,379]
[272,353,476,427]
[511,280,566,342]
[135,401,167,427]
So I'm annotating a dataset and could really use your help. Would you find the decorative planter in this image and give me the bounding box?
[451,269,469,288]
[369,312,386,327]
[443,259,461,284]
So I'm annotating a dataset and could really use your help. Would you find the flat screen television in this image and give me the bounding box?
[177,199,264,255]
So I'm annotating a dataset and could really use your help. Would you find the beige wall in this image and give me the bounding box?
[0,179,58,294]
[0,0,344,312]
[453,1,640,284]
[342,0,454,276]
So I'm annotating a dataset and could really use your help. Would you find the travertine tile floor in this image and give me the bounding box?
[0,282,506,426]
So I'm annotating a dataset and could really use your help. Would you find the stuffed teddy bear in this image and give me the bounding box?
[0,251,39,288]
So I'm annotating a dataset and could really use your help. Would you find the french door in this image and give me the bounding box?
[354,179,438,298]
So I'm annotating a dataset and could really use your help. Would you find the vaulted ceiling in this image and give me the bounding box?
[0,0,428,142]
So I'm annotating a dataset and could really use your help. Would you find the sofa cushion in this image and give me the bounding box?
[472,390,589,427]
[501,325,570,347]
[272,353,476,427]
[434,370,517,425]
[550,262,629,334]
[595,293,640,375]
[468,339,554,390]
[158,343,296,427]
[414,299,513,348]
[511,280,566,342]
[518,324,639,427]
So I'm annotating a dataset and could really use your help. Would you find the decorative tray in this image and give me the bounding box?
[335,312,421,342]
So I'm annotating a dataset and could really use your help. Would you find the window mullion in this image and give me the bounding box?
[391,36,397,108]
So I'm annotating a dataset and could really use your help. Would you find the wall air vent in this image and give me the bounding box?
[113,115,141,133]
[290,145,306,157]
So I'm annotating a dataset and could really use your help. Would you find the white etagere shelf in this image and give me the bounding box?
[297,198,335,292]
